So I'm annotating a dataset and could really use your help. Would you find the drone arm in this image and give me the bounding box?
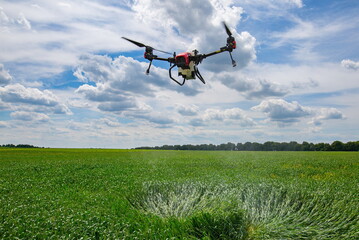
[202,48,227,58]
[202,46,236,67]
[150,56,175,64]
[144,56,175,75]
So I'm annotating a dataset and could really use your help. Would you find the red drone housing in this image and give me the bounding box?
[175,52,191,68]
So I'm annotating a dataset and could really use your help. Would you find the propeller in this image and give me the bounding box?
[223,21,232,37]
[122,37,172,55]
[222,22,237,67]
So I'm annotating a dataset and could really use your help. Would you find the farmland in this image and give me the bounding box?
[0,149,358,239]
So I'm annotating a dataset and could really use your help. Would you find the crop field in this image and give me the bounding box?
[0,149,358,239]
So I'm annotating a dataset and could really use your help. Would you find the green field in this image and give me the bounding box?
[0,149,358,239]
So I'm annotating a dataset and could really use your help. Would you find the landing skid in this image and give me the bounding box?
[169,65,206,86]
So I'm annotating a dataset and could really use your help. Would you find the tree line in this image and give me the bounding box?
[135,141,359,151]
[1,144,40,148]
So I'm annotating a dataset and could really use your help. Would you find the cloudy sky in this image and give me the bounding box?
[0,0,358,148]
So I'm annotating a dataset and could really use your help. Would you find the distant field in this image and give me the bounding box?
[0,149,358,239]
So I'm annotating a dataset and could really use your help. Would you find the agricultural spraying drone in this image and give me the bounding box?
[122,22,237,86]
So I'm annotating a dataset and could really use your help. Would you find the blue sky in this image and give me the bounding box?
[0,0,358,148]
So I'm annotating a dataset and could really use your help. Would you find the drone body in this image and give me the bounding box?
[176,51,196,80]
[122,22,237,86]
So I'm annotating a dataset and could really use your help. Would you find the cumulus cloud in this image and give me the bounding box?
[74,55,208,126]
[176,104,199,116]
[74,54,206,121]
[133,0,243,35]
[126,111,175,126]
[252,98,346,127]
[0,64,12,86]
[76,82,152,113]
[0,84,71,114]
[132,0,256,71]
[76,84,133,103]
[98,101,141,112]
[217,73,288,99]
[97,118,121,128]
[341,59,359,71]
[1,84,59,105]
[0,1,137,80]
[74,55,201,97]
[251,99,311,124]
[0,121,10,128]
[189,107,255,127]
[246,79,288,99]
[310,108,345,126]
[10,111,50,123]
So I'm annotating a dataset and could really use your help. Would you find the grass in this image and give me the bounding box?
[0,149,358,239]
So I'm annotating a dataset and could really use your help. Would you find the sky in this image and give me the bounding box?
[0,0,358,148]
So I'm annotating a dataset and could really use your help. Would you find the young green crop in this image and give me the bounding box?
[0,149,358,239]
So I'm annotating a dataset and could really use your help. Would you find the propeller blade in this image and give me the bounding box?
[223,22,232,36]
[122,37,171,55]
[122,37,146,48]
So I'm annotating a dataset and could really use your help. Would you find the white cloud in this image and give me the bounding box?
[255,0,303,8]
[97,118,121,128]
[190,107,255,127]
[0,1,138,79]
[310,108,345,126]
[252,98,346,127]
[288,0,303,8]
[0,64,12,86]
[0,8,32,31]
[0,83,71,114]
[74,54,206,120]
[74,55,201,97]
[127,111,176,126]
[16,12,31,30]
[10,111,50,123]
[1,84,58,105]
[176,104,199,116]
[132,0,256,71]
[0,121,10,128]
[235,0,303,20]
[341,59,359,71]
[269,8,359,63]
[252,98,312,124]
[216,73,288,99]
[132,0,239,35]
[0,7,10,28]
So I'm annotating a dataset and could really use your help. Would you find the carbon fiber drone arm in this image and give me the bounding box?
[150,56,175,63]
[202,47,228,58]
[201,45,237,67]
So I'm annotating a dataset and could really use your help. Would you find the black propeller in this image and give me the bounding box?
[223,22,232,37]
[222,22,236,67]
[122,37,171,55]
